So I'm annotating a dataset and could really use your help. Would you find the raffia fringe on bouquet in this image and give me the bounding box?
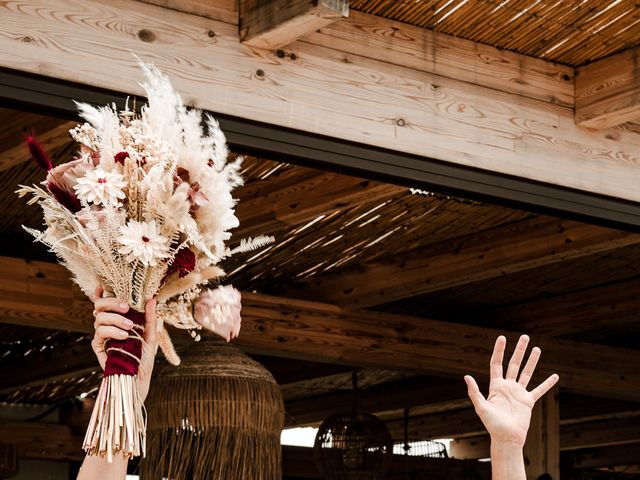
[83,374,146,461]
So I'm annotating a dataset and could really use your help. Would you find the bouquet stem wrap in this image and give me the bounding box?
[83,309,146,460]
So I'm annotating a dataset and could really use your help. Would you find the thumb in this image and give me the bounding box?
[464,375,485,410]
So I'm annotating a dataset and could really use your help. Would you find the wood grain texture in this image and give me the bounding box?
[451,416,640,459]
[576,47,640,129]
[296,217,640,308]
[240,0,348,49]
[1,256,639,401]
[2,0,640,201]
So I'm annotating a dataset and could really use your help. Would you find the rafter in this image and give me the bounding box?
[451,416,640,460]
[1,256,639,401]
[295,217,640,308]
[576,47,640,129]
[239,0,348,50]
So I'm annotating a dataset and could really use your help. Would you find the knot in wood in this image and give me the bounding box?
[137,29,156,43]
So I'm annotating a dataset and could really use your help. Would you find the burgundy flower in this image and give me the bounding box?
[166,247,196,278]
[46,181,82,213]
[25,136,52,171]
[114,151,130,165]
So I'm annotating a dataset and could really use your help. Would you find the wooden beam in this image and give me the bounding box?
[0,341,96,394]
[4,0,640,202]
[0,116,75,172]
[239,0,348,50]
[383,394,640,442]
[485,277,640,338]
[576,47,640,129]
[234,168,404,238]
[296,217,640,308]
[524,388,560,479]
[450,416,640,460]
[1,256,640,401]
[133,2,575,107]
[285,377,469,426]
[0,422,83,462]
[563,443,640,469]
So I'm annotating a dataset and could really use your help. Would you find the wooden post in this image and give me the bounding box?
[525,387,560,479]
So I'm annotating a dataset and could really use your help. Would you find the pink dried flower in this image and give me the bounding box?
[194,285,242,342]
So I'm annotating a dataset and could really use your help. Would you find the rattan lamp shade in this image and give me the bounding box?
[141,338,284,480]
[313,412,393,480]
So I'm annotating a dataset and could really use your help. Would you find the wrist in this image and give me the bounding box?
[490,440,524,455]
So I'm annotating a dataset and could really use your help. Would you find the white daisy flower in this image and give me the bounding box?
[117,220,169,266]
[74,167,126,206]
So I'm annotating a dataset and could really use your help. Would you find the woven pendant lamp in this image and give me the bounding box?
[313,373,393,480]
[141,338,284,480]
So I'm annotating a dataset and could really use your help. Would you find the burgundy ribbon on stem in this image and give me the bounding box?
[104,309,145,376]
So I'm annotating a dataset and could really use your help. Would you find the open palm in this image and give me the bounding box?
[465,335,559,448]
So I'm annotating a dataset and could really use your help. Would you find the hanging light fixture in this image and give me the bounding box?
[141,338,284,480]
[313,372,393,480]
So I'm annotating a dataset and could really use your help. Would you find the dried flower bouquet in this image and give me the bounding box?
[17,62,270,460]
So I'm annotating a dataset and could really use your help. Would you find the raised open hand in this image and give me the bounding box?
[464,335,559,448]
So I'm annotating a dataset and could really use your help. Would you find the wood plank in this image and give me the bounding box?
[240,0,348,50]
[296,217,640,308]
[563,443,640,469]
[3,0,640,201]
[524,388,560,479]
[451,416,640,459]
[576,47,640,129]
[0,422,83,462]
[285,377,469,426]
[485,277,640,337]
[1,256,639,401]
[383,395,640,441]
[133,1,574,107]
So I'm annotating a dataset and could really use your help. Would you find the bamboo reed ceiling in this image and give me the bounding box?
[351,0,640,66]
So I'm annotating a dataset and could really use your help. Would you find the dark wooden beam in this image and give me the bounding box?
[451,416,640,459]
[2,256,640,401]
[295,217,640,309]
[239,0,348,50]
[285,377,468,426]
[562,443,640,469]
[0,342,96,394]
[485,276,640,338]
[384,394,640,441]
[576,47,640,129]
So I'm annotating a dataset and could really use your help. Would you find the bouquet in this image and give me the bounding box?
[17,62,270,460]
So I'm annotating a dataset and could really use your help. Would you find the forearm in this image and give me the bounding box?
[490,442,526,480]
[77,453,128,480]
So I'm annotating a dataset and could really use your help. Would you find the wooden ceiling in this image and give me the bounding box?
[1,105,639,473]
[351,0,640,66]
